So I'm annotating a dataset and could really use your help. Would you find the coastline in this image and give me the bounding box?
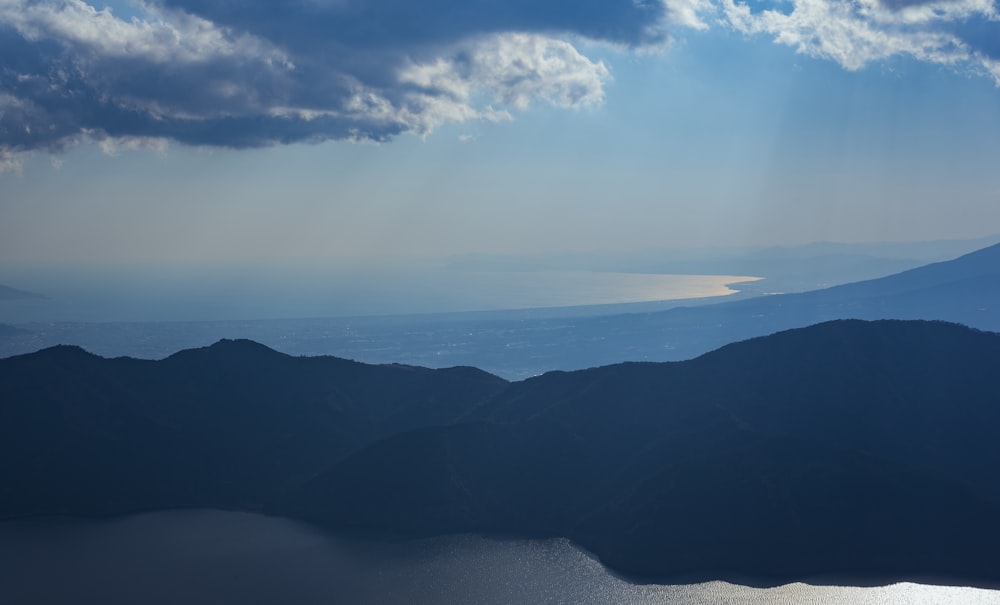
[5,508,998,592]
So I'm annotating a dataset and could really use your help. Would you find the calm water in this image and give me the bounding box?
[0,271,763,379]
[1,510,997,604]
[0,269,760,323]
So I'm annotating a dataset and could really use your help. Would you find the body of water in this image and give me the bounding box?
[0,270,764,379]
[0,268,760,323]
[1,510,996,604]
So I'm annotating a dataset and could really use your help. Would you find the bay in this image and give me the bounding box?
[0,270,765,379]
[1,510,996,604]
[0,268,760,323]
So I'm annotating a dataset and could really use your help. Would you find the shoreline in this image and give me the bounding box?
[0,271,763,325]
[4,507,999,592]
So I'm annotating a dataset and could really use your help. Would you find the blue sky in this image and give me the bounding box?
[2,0,1000,272]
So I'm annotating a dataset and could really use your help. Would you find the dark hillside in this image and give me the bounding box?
[3,321,999,583]
[292,320,1000,581]
[0,341,507,515]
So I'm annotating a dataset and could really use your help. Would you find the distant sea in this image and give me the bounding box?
[0,270,762,378]
[0,269,760,323]
[1,510,995,605]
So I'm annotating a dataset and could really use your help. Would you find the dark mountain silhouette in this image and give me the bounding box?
[0,340,507,515]
[2,242,999,382]
[290,320,1000,582]
[2,321,1000,584]
[720,239,1000,326]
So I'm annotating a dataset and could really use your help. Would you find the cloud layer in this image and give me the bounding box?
[724,0,999,79]
[0,0,673,164]
[0,0,997,167]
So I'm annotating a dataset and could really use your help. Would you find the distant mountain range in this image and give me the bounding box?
[693,237,1000,329]
[445,235,1000,294]
[5,241,999,378]
[2,319,999,584]
[494,239,1000,373]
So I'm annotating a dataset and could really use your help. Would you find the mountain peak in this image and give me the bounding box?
[164,338,287,363]
[36,344,98,359]
[6,344,103,366]
[207,338,276,352]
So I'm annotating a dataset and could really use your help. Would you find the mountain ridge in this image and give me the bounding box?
[3,241,1000,380]
[2,319,999,583]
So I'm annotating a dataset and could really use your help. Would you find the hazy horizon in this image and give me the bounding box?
[2,0,1000,289]
[2,233,999,323]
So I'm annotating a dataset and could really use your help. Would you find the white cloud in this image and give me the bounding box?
[858,0,997,25]
[0,149,23,175]
[0,0,630,158]
[0,0,289,65]
[96,134,170,155]
[983,57,1000,85]
[1,0,997,164]
[466,33,610,110]
[663,0,716,30]
[398,33,610,130]
[722,0,993,73]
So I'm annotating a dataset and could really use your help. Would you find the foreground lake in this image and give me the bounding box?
[1,510,996,604]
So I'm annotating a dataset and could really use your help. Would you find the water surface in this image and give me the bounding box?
[0,269,759,323]
[1,510,996,604]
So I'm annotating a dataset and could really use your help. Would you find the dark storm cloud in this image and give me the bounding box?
[3,0,998,169]
[155,0,668,51]
[0,20,322,153]
[0,0,673,164]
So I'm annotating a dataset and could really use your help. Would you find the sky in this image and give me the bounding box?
[1,0,1000,317]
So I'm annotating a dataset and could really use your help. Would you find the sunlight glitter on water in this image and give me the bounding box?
[2,511,997,605]
[0,269,762,322]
